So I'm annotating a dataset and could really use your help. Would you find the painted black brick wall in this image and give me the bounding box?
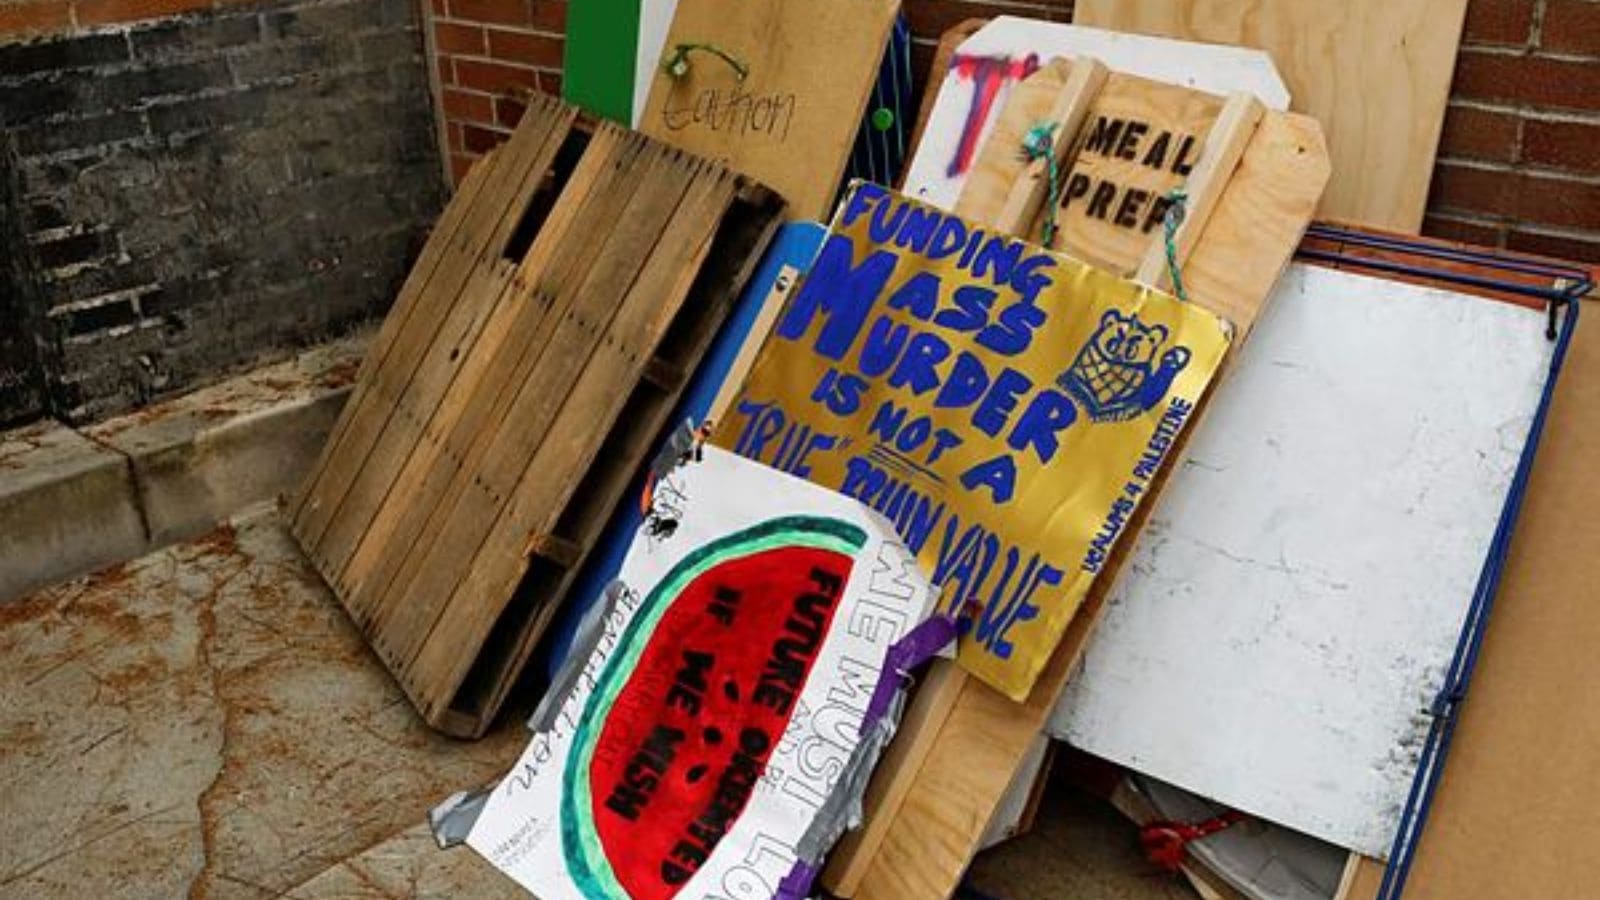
[1,133,47,426]
[0,0,443,425]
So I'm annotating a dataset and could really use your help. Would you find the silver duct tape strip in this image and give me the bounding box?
[428,786,494,849]
[793,690,906,865]
[528,579,626,733]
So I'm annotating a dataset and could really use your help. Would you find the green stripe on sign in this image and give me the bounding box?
[562,0,639,124]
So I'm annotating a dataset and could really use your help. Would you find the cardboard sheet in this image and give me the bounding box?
[639,0,900,220]
[1052,264,1553,854]
[1399,297,1600,897]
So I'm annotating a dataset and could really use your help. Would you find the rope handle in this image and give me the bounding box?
[1161,187,1191,303]
[662,42,749,82]
[1019,121,1062,249]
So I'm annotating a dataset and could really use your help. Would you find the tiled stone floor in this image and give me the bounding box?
[0,504,1190,899]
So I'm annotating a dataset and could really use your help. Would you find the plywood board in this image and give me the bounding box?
[954,66,1328,329]
[902,17,1288,213]
[639,0,900,220]
[1074,0,1469,232]
[1395,296,1600,898]
[290,97,784,736]
[1051,263,1553,856]
[822,64,1328,900]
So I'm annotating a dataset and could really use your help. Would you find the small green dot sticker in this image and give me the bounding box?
[871,107,894,131]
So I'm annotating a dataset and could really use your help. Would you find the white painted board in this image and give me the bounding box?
[902,18,1289,211]
[1051,264,1553,856]
[632,0,677,127]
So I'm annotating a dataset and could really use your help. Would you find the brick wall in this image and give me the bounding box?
[422,0,564,183]
[1430,0,1600,263]
[425,0,1598,264]
[0,0,443,426]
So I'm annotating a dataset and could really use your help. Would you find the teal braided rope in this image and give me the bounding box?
[662,42,749,82]
[1162,187,1190,303]
[1019,122,1061,248]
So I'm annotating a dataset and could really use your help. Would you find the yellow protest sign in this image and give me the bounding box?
[713,184,1231,699]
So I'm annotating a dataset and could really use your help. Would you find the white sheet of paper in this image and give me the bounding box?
[1051,264,1552,855]
[902,18,1288,211]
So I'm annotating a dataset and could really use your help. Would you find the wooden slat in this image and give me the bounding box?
[356,127,650,643]
[1335,853,1384,900]
[952,59,1073,227]
[349,127,633,630]
[309,107,578,597]
[1134,91,1264,289]
[823,660,968,893]
[370,136,697,674]
[996,58,1108,236]
[403,161,741,717]
[955,57,1109,238]
[292,98,574,557]
[339,126,629,629]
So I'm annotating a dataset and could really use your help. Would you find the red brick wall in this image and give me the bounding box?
[1431,0,1600,262]
[422,0,565,182]
[425,0,1599,262]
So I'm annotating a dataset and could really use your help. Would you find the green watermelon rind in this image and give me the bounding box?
[561,515,868,898]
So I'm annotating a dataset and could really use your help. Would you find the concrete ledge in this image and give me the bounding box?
[0,421,147,600]
[0,332,368,602]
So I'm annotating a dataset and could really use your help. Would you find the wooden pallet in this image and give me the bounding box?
[289,94,784,737]
[821,58,1329,898]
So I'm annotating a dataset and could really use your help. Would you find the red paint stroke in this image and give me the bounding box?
[589,545,853,900]
[946,52,1041,178]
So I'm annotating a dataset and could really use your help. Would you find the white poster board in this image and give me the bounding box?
[469,447,940,898]
[1051,264,1553,855]
[902,18,1289,211]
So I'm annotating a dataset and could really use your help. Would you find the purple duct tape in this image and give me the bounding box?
[775,859,822,900]
[860,614,959,736]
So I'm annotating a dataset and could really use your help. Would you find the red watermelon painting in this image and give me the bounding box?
[562,517,864,898]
